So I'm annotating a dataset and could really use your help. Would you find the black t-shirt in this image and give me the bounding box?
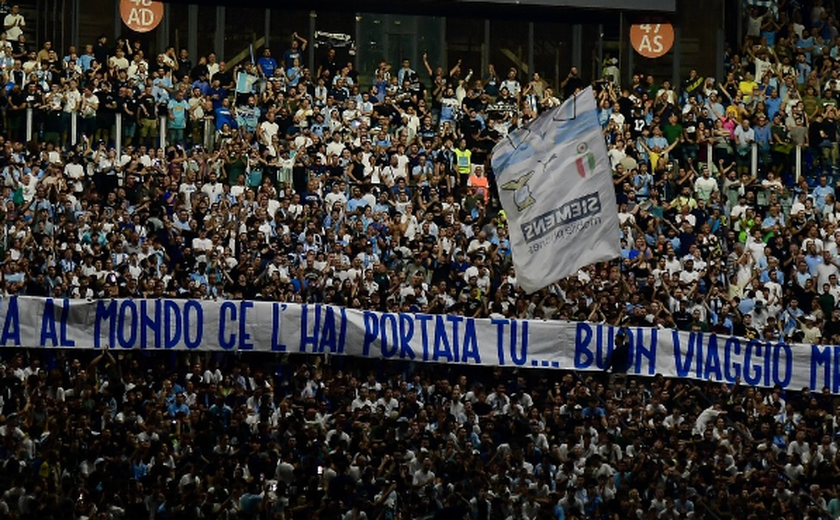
[138,94,157,120]
[629,116,648,139]
[93,43,109,66]
[563,75,584,98]
[190,64,209,82]
[673,310,692,330]
[121,96,139,119]
[96,90,117,114]
[215,71,233,89]
[320,57,339,79]
[13,40,27,57]
[618,96,635,120]
[176,58,192,77]
[23,88,41,108]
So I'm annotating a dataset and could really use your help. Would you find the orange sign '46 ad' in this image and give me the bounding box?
[120,0,164,33]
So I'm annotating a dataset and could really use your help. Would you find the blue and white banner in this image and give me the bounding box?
[492,87,621,294]
[1,297,840,393]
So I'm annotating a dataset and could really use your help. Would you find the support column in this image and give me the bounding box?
[619,12,624,86]
[597,24,604,80]
[672,26,681,88]
[215,6,225,60]
[188,5,198,60]
[308,11,316,72]
[412,16,419,74]
[354,13,361,70]
[156,3,171,54]
[527,22,534,75]
[482,19,490,75]
[571,24,582,70]
[265,9,271,49]
[70,0,79,46]
[441,17,447,70]
[113,0,120,42]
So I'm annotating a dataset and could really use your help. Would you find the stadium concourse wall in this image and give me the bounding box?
[0,296,835,393]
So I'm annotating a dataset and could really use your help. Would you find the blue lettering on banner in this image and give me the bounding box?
[416,314,432,361]
[271,303,287,352]
[381,313,398,358]
[338,307,347,354]
[724,337,741,382]
[1,297,20,345]
[831,346,840,394]
[810,345,840,392]
[433,315,452,361]
[492,318,528,366]
[362,311,378,356]
[772,342,792,388]
[94,300,117,348]
[183,300,203,349]
[432,316,454,362]
[744,339,763,386]
[703,334,722,381]
[58,299,74,346]
[631,327,656,375]
[462,318,481,364]
[40,298,59,346]
[574,322,612,370]
[11,297,840,393]
[398,314,416,360]
[510,320,528,365]
[359,313,478,364]
[163,300,182,349]
[299,304,319,352]
[239,301,254,350]
[447,315,463,362]
[219,301,237,350]
[140,300,161,348]
[811,345,830,391]
[118,300,138,348]
[573,322,593,369]
[674,331,693,377]
[316,306,340,354]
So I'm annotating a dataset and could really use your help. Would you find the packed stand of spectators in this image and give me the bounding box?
[2,350,840,520]
[0,17,837,346]
[0,2,840,518]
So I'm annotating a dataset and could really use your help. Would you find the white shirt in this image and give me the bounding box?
[4,13,24,40]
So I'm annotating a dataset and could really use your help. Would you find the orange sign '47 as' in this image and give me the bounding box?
[630,21,675,59]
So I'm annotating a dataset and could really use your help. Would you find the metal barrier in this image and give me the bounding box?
[70,112,78,147]
[115,113,123,157]
[25,108,33,142]
[160,115,167,148]
[795,145,802,183]
[203,118,214,150]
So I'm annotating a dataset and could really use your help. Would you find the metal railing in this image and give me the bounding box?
[21,109,221,154]
[704,140,804,184]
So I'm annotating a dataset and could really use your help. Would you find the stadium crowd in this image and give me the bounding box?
[1,0,840,519]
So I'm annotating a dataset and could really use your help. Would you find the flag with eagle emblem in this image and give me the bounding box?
[491,87,621,294]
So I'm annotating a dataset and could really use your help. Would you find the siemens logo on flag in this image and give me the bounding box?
[521,193,601,243]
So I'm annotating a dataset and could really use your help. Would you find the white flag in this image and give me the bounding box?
[492,87,621,294]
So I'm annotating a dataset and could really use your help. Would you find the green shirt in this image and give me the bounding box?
[663,123,684,145]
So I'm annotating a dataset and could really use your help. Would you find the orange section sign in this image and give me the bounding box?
[120,0,164,33]
[629,22,675,59]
